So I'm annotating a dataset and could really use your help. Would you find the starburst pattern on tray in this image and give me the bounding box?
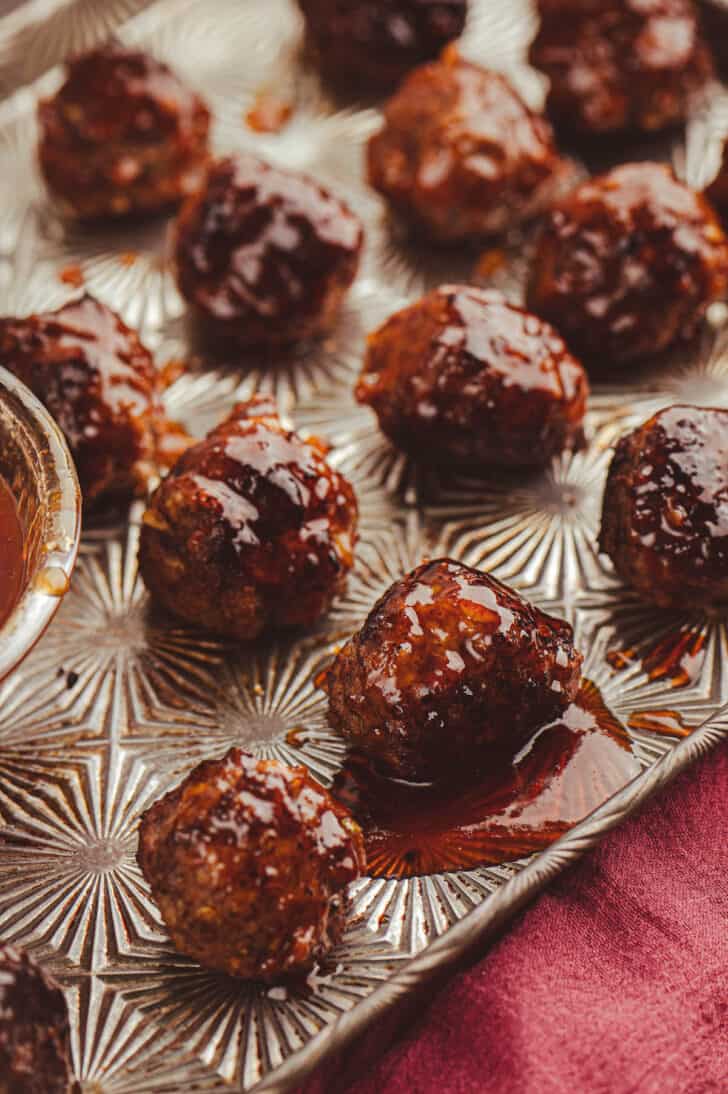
[573,588,728,765]
[430,430,614,605]
[0,514,224,750]
[101,926,404,1087]
[0,751,166,970]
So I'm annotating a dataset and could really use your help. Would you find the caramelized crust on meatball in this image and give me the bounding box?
[367,50,567,242]
[0,944,74,1093]
[326,559,583,780]
[599,405,728,611]
[138,749,365,980]
[139,397,358,639]
[530,0,712,139]
[297,0,468,93]
[38,44,210,219]
[357,286,588,468]
[0,294,159,509]
[174,154,364,347]
[527,162,728,367]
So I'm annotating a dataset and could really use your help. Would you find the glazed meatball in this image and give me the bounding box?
[0,943,74,1093]
[326,559,583,780]
[356,286,588,468]
[0,294,159,509]
[139,397,358,639]
[599,405,728,611]
[174,154,364,347]
[529,0,712,140]
[367,50,568,243]
[138,749,365,980]
[527,162,728,368]
[38,43,210,219]
[297,0,468,93]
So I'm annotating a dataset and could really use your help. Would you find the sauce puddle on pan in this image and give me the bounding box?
[0,477,23,626]
[332,680,640,879]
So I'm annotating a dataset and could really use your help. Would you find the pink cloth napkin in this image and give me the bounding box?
[302,742,728,1093]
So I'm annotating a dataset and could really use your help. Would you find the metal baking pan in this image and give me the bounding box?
[0,1,726,1090]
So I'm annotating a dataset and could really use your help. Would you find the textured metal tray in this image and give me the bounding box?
[0,1,727,1091]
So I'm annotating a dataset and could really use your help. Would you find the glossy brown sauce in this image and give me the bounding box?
[627,708,690,738]
[331,680,639,878]
[0,478,24,626]
[606,626,706,688]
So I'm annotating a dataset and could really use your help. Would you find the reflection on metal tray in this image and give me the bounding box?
[0,0,726,1090]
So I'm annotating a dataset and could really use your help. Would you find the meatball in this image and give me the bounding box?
[138,749,365,980]
[297,0,468,93]
[356,285,588,469]
[529,0,712,140]
[0,943,74,1093]
[367,50,568,243]
[139,397,358,639]
[38,43,210,219]
[527,162,728,368]
[599,405,728,611]
[174,154,364,347]
[326,559,583,780]
[0,293,160,509]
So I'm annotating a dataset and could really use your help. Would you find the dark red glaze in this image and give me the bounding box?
[0,294,160,510]
[38,43,210,219]
[699,0,728,77]
[607,625,706,688]
[527,163,728,367]
[600,405,728,611]
[325,558,583,781]
[174,154,364,347]
[333,680,638,877]
[297,0,468,93]
[139,397,358,639]
[367,50,568,242]
[356,285,589,468]
[137,748,365,980]
[0,943,74,1093]
[530,0,712,139]
[0,478,23,626]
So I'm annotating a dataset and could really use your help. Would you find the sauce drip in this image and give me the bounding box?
[627,709,690,738]
[332,680,639,878]
[0,479,24,626]
[606,625,706,688]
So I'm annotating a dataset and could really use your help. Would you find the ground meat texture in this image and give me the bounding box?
[0,944,74,1093]
[325,559,583,780]
[137,749,365,981]
[529,0,712,140]
[356,285,588,469]
[138,397,358,639]
[527,162,728,368]
[174,154,363,347]
[599,405,728,611]
[38,43,210,219]
[297,0,468,93]
[366,50,567,243]
[0,294,159,509]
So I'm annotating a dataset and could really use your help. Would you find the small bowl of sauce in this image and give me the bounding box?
[0,366,81,681]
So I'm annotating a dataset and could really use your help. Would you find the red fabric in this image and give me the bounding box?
[303,742,728,1094]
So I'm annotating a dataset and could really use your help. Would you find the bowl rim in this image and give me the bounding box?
[0,365,81,682]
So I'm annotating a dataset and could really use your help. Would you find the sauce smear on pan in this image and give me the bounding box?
[0,478,23,625]
[332,681,640,879]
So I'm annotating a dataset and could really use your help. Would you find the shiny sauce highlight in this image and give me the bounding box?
[332,680,639,879]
